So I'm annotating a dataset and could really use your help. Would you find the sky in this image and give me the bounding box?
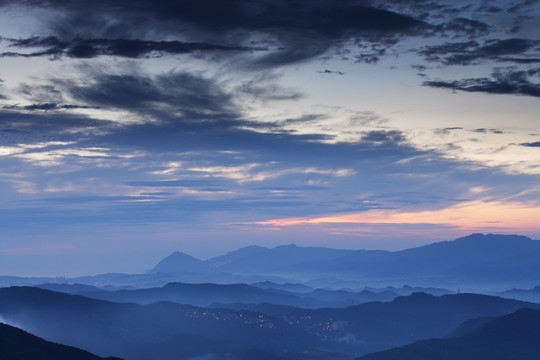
[0,0,539,276]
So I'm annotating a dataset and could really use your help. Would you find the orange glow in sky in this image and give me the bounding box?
[255,200,540,234]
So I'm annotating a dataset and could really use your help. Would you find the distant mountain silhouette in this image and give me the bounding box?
[367,285,454,297]
[150,244,353,274]
[205,245,269,268]
[0,322,122,360]
[2,233,538,290]
[150,251,204,273]
[357,308,540,360]
[498,285,540,303]
[250,281,314,293]
[207,244,353,273]
[73,281,403,308]
[36,283,103,294]
[289,233,540,283]
[75,282,309,307]
[29,281,455,310]
[146,233,540,288]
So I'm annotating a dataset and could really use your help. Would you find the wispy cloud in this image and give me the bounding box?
[420,38,540,66]
[187,163,355,182]
[1,36,258,59]
[0,0,426,68]
[424,67,540,97]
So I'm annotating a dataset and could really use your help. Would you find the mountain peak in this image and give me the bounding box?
[454,233,533,243]
[150,251,203,273]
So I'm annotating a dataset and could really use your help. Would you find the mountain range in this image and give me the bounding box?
[149,233,540,289]
[498,286,540,303]
[1,286,539,359]
[44,281,451,309]
[1,233,539,290]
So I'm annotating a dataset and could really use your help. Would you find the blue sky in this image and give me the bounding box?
[0,0,539,276]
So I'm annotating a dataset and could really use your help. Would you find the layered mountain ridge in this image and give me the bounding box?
[147,233,540,289]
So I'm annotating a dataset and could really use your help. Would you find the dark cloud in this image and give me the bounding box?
[420,38,540,65]
[434,127,463,135]
[49,0,423,36]
[318,69,345,75]
[423,67,540,97]
[10,63,307,132]
[497,57,540,64]
[411,64,428,76]
[508,0,540,13]
[474,5,503,14]
[3,36,258,59]
[521,141,540,147]
[2,0,425,67]
[60,70,236,120]
[6,66,326,142]
[371,0,457,20]
[360,130,407,145]
[434,127,505,136]
[432,17,491,39]
[285,114,327,123]
[0,78,6,99]
[350,38,400,64]
[471,128,505,134]
[235,74,303,102]
[0,110,114,147]
[3,103,97,111]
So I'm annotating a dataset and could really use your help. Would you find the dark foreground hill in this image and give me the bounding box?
[0,322,122,360]
[357,308,540,360]
[0,286,345,360]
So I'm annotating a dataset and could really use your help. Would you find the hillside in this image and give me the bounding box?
[1,287,539,358]
[357,308,540,360]
[0,322,122,360]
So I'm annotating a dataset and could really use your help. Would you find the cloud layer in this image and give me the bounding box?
[0,0,539,274]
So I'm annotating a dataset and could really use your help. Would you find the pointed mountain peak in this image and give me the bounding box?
[166,251,201,260]
[151,251,203,274]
